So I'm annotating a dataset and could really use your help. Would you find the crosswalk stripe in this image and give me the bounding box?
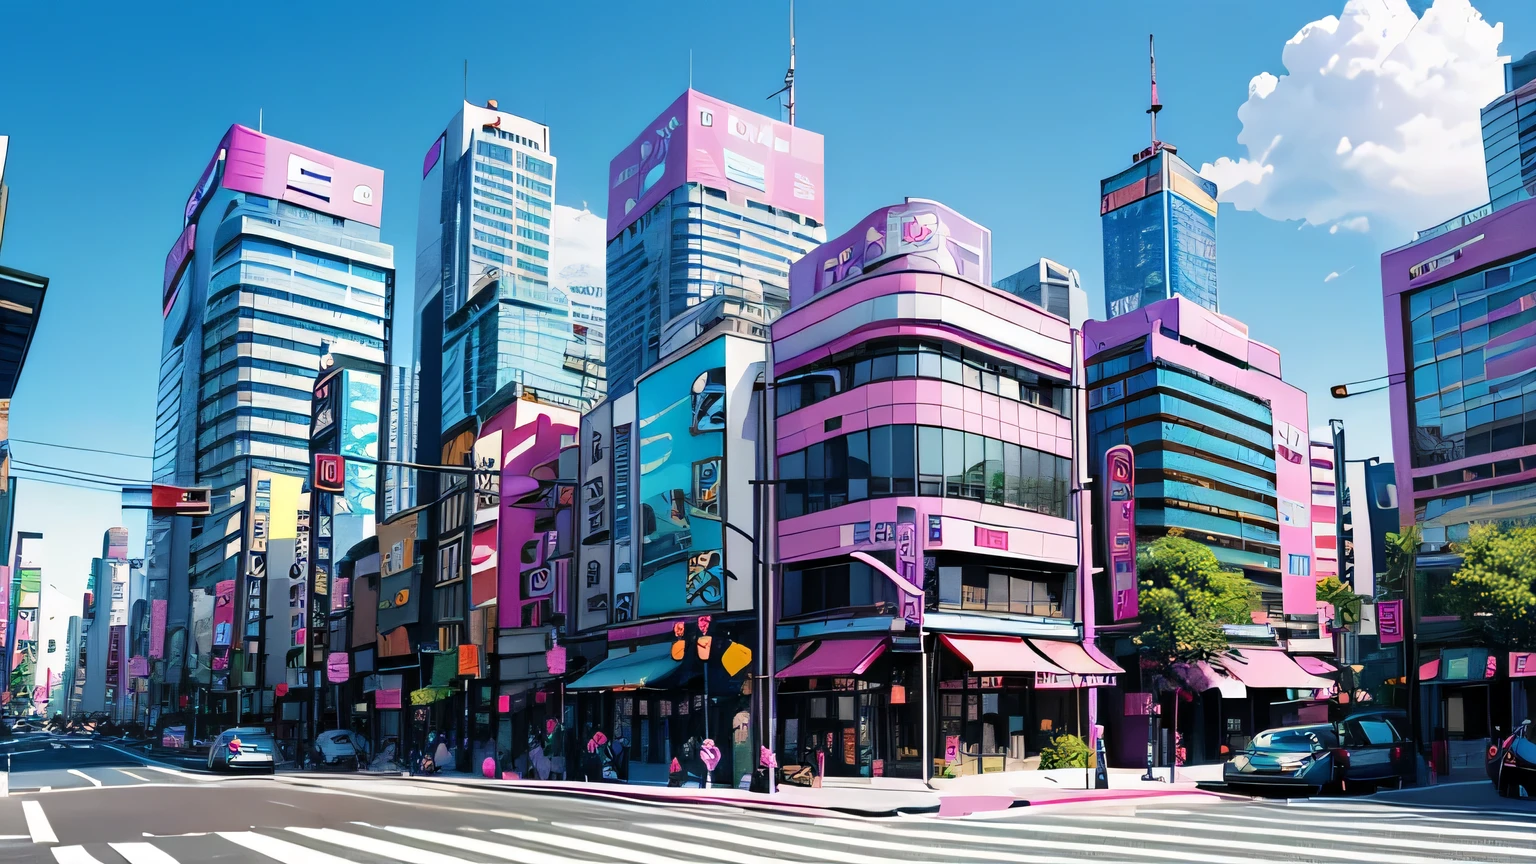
[287,827,476,864]
[952,820,1468,864]
[143,768,211,782]
[66,770,102,788]
[23,800,57,844]
[421,826,687,864]
[1081,809,1536,846]
[217,831,357,864]
[50,848,103,864]
[1055,815,1536,858]
[113,769,153,783]
[553,822,968,864]
[645,817,1079,864]
[109,842,182,864]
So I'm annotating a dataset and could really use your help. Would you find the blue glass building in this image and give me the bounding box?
[1100,147,1219,318]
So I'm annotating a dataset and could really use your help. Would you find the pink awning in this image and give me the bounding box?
[941,635,1065,674]
[1029,639,1124,675]
[1295,656,1337,676]
[1218,649,1332,690]
[776,638,887,679]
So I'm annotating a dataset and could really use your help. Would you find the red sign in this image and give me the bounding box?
[313,454,345,494]
[546,645,566,676]
[974,526,1009,551]
[151,484,212,516]
[1511,652,1536,678]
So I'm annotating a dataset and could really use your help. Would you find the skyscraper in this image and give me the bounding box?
[554,206,607,399]
[414,100,597,470]
[1100,39,1218,318]
[152,125,393,715]
[604,89,826,398]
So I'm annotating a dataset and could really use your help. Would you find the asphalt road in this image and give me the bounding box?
[0,737,1530,863]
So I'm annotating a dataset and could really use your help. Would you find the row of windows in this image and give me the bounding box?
[474,182,517,206]
[517,191,551,214]
[207,281,385,325]
[473,200,515,220]
[778,424,1073,520]
[472,213,515,234]
[516,225,549,244]
[515,242,549,260]
[519,259,549,277]
[473,244,507,265]
[516,174,552,197]
[218,238,388,283]
[474,229,511,249]
[487,128,541,151]
[517,152,554,179]
[1416,475,1536,539]
[475,161,515,182]
[1412,454,1536,493]
[518,209,550,229]
[199,401,311,428]
[475,140,514,163]
[206,307,384,350]
[776,337,1071,418]
[782,558,1065,620]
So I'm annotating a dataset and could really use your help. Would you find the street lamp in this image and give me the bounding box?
[1329,374,1405,399]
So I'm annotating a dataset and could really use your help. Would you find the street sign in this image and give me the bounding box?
[313,453,345,494]
[150,484,212,516]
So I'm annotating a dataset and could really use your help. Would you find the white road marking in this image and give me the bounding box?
[0,835,30,840]
[287,827,475,863]
[1056,815,1536,858]
[553,822,971,864]
[66,770,102,788]
[220,831,356,863]
[23,800,57,844]
[270,801,297,807]
[662,818,1080,864]
[386,826,611,864]
[110,842,182,864]
[1096,808,1536,845]
[49,847,103,864]
[113,769,152,783]
[143,768,210,782]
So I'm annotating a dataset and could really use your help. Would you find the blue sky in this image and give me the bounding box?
[4,0,1536,681]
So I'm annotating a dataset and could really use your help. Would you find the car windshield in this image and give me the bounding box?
[1252,727,1336,752]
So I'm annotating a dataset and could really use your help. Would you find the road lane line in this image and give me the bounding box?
[646,817,1084,864]
[49,847,103,864]
[142,767,211,782]
[66,770,102,788]
[1069,808,1536,845]
[384,826,608,864]
[286,827,476,863]
[23,800,57,844]
[109,842,181,864]
[113,769,152,783]
[548,823,987,864]
[219,831,356,863]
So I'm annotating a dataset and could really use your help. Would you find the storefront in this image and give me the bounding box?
[775,636,913,779]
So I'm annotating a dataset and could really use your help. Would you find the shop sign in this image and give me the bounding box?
[1512,652,1536,678]
[944,736,960,765]
[1034,671,1115,689]
[1378,600,1403,644]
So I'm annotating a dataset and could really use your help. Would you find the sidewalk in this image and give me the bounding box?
[396,763,1230,818]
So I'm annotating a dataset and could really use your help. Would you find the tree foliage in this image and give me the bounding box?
[1133,536,1260,670]
[1378,526,1420,600]
[1447,523,1536,650]
[1315,576,1365,628]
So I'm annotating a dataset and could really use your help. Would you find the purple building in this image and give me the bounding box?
[770,199,1120,780]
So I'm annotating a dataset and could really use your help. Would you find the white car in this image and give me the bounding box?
[312,729,363,769]
[207,727,276,773]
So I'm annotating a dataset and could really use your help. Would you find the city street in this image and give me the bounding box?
[0,740,1530,863]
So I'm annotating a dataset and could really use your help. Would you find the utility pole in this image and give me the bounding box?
[767,1,796,125]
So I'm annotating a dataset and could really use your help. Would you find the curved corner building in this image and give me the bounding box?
[769,199,1119,780]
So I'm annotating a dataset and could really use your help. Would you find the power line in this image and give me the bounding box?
[10,472,124,495]
[9,438,152,459]
[12,460,150,485]
[11,467,125,488]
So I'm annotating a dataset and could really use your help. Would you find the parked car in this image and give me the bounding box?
[311,729,363,769]
[207,727,276,774]
[1224,710,1413,795]
[1487,719,1534,799]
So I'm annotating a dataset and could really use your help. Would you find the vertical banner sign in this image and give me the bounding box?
[213,580,236,647]
[149,599,167,659]
[1378,599,1403,644]
[245,475,271,640]
[1104,445,1139,621]
[311,491,332,664]
[896,506,921,627]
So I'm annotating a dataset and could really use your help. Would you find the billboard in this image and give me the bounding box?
[212,580,236,648]
[470,429,502,608]
[896,507,921,627]
[637,338,726,618]
[576,401,612,633]
[788,200,991,308]
[340,370,381,528]
[611,393,636,623]
[607,90,825,240]
[219,125,384,227]
[1104,445,1138,621]
[149,599,167,660]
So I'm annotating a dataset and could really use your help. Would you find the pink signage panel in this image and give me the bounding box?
[1510,651,1535,678]
[896,508,921,627]
[974,526,1009,551]
[326,651,350,684]
[213,579,236,647]
[149,599,167,659]
[129,656,149,677]
[375,688,401,709]
[220,126,384,228]
[1104,445,1138,621]
[1378,600,1404,644]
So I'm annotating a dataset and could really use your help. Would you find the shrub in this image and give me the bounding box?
[1038,733,1090,769]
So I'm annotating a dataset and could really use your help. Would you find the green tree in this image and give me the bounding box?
[1446,523,1536,650]
[1133,536,1260,670]
[1378,526,1420,600]
[1315,576,1365,628]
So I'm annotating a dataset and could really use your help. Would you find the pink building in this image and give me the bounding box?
[1311,441,1339,579]
[770,200,1119,780]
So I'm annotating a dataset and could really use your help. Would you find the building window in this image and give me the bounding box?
[1288,554,1311,577]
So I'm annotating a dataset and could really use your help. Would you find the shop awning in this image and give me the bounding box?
[941,635,1066,674]
[566,642,684,691]
[1192,662,1248,698]
[776,638,887,679]
[1029,639,1125,675]
[1217,649,1332,690]
[1295,656,1337,676]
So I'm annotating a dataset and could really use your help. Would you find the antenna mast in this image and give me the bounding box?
[768,0,796,124]
[1147,34,1162,148]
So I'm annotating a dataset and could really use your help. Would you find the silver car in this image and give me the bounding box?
[207,727,276,774]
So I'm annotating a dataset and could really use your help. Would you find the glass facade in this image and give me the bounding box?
[1481,77,1536,210]
[1405,250,1536,470]
[781,556,1066,621]
[1088,346,1282,570]
[605,183,823,398]
[776,423,1073,520]
[993,259,1086,326]
[1100,150,1219,318]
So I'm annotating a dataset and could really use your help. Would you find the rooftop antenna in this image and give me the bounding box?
[766,0,796,124]
[258,108,263,133]
[690,49,694,90]
[463,60,468,102]
[1148,34,1162,148]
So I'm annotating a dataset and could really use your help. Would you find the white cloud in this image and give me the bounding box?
[1200,0,1506,234]
[1328,216,1371,233]
[551,205,605,294]
[1324,271,1342,282]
